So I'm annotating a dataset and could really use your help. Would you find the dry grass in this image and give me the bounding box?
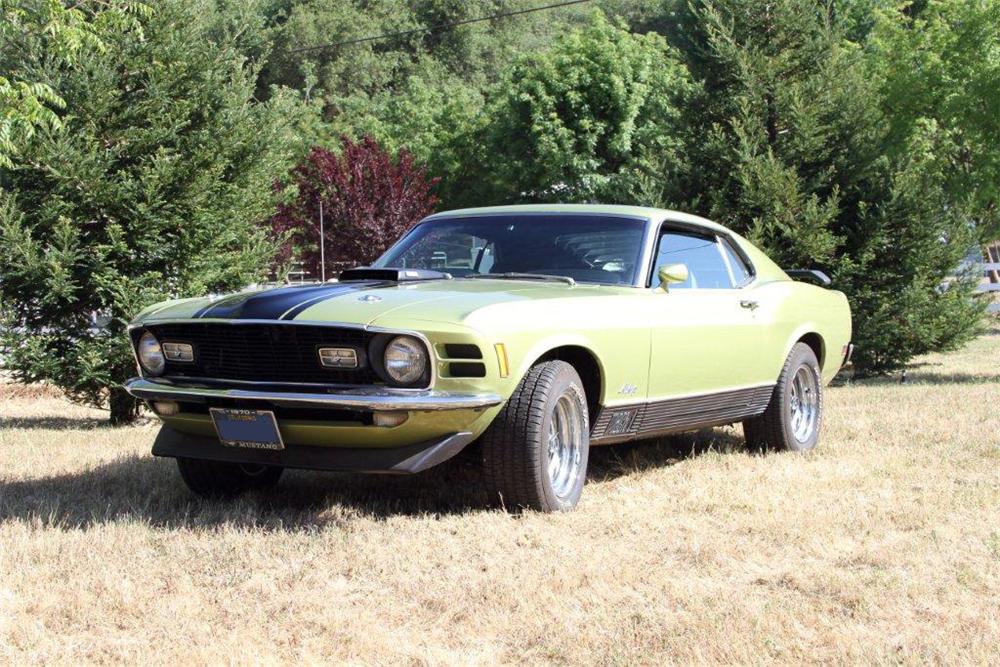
[2,332,999,665]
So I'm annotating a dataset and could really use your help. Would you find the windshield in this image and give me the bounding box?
[373,215,648,285]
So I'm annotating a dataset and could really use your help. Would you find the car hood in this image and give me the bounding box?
[133,278,623,329]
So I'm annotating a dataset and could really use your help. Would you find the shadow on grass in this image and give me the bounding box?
[587,428,745,483]
[0,428,745,530]
[845,371,1000,387]
[0,416,113,431]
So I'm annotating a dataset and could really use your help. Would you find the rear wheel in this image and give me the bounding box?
[176,457,284,497]
[480,360,590,512]
[743,342,823,452]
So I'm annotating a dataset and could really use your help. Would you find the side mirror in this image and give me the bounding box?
[657,263,688,292]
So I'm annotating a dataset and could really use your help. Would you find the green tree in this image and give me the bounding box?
[671,0,983,374]
[254,0,609,208]
[318,66,481,207]
[0,0,150,167]
[869,0,1000,240]
[259,0,598,108]
[0,0,303,423]
[474,11,697,206]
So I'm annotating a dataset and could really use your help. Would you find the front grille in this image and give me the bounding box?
[142,323,379,385]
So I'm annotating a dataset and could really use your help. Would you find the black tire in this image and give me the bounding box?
[175,457,284,497]
[480,360,590,512]
[743,342,823,452]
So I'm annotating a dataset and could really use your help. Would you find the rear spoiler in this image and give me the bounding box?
[785,269,832,287]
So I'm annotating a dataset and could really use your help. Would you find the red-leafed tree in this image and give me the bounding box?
[271,136,440,277]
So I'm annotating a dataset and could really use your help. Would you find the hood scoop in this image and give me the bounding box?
[338,267,452,282]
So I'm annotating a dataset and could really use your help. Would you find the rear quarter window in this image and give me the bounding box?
[720,237,753,286]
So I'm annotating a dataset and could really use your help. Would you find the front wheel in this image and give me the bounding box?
[744,342,823,452]
[480,360,590,512]
[176,457,284,497]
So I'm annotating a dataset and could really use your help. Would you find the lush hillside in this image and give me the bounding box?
[2,0,998,420]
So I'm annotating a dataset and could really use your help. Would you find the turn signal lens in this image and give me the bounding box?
[152,401,180,416]
[373,411,409,427]
[494,343,510,378]
[137,332,166,376]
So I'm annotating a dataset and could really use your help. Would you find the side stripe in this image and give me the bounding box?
[591,384,774,444]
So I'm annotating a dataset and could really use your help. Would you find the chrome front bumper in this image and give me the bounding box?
[123,377,503,412]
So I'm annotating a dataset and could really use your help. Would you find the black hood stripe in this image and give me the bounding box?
[279,281,394,320]
[193,282,389,320]
[191,290,257,319]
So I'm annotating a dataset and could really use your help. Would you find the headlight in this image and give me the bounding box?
[137,331,166,376]
[383,336,428,385]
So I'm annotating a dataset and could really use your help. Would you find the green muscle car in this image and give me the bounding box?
[125,204,852,512]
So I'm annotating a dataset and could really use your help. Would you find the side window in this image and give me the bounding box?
[720,237,753,286]
[652,230,733,289]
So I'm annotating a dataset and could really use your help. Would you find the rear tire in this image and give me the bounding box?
[480,360,590,512]
[743,342,823,452]
[176,457,284,497]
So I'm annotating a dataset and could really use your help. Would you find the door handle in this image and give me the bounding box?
[740,299,759,311]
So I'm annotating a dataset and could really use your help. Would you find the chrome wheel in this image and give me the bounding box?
[546,390,585,499]
[789,365,819,443]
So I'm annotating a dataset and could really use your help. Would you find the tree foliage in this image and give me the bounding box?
[668,0,984,374]
[0,0,302,422]
[472,12,696,206]
[0,0,151,167]
[868,0,1000,240]
[4,0,1000,422]
[271,137,439,277]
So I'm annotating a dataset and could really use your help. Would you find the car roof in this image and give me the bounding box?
[423,204,729,234]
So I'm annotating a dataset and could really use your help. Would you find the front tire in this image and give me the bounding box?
[176,457,284,497]
[480,360,590,512]
[744,342,823,452]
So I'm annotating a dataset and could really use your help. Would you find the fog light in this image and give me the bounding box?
[162,342,194,362]
[318,346,359,369]
[152,400,180,416]
[373,411,408,427]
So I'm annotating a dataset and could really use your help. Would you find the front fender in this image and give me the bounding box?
[512,333,600,382]
[501,329,648,408]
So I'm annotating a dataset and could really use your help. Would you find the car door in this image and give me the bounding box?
[645,226,768,402]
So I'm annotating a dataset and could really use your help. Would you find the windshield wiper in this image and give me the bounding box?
[467,272,576,286]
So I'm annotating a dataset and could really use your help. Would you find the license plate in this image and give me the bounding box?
[210,408,284,450]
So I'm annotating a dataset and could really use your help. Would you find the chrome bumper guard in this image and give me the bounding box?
[124,377,503,412]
